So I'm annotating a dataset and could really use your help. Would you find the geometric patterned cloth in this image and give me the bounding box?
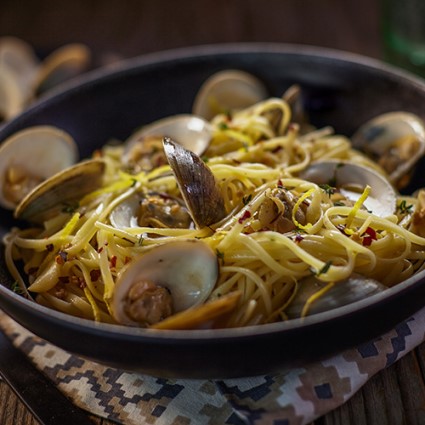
[0,308,424,425]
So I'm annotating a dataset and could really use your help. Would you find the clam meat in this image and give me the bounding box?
[351,112,425,188]
[112,239,219,327]
[123,114,212,172]
[0,125,78,210]
[109,191,192,230]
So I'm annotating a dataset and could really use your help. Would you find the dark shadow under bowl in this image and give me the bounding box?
[1,43,425,378]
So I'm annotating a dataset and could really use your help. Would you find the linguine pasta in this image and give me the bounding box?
[4,97,425,328]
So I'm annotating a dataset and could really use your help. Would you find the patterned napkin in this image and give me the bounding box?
[0,308,424,425]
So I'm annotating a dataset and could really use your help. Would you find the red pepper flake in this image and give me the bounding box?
[55,251,68,265]
[90,269,101,282]
[98,246,104,253]
[277,180,284,188]
[124,256,132,264]
[238,210,251,224]
[362,227,377,246]
[109,255,117,269]
[45,243,54,252]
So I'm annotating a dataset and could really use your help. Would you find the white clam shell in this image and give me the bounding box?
[192,69,268,120]
[123,114,212,163]
[33,43,91,95]
[14,158,105,223]
[0,36,38,107]
[112,240,219,326]
[109,196,141,229]
[0,125,78,210]
[351,111,425,185]
[0,65,26,121]
[286,273,386,318]
[299,160,397,217]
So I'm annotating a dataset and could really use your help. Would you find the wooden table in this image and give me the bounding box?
[2,0,425,423]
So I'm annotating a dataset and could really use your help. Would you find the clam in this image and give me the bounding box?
[109,191,192,230]
[163,137,227,228]
[112,240,219,327]
[286,273,386,318]
[151,291,241,330]
[299,160,397,217]
[0,37,38,108]
[123,114,212,171]
[351,112,425,188]
[33,43,91,96]
[192,69,268,120]
[14,158,105,223]
[0,65,26,122]
[0,126,78,210]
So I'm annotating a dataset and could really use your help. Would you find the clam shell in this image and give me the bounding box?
[351,112,425,186]
[299,160,397,217]
[286,273,386,318]
[33,43,91,96]
[123,114,212,165]
[0,125,78,210]
[14,158,105,223]
[0,65,26,121]
[163,137,226,228]
[112,240,219,326]
[192,69,268,120]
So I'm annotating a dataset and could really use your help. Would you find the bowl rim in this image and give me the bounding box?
[1,41,425,342]
[6,41,425,126]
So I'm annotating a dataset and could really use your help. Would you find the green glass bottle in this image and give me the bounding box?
[382,0,425,78]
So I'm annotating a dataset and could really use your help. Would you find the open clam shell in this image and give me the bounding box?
[112,240,219,327]
[286,273,386,318]
[351,112,425,188]
[0,65,26,122]
[0,125,78,210]
[299,160,397,217]
[14,158,105,223]
[192,69,268,120]
[33,43,91,96]
[0,37,38,109]
[123,114,212,169]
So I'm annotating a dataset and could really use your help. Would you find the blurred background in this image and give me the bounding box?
[0,0,383,62]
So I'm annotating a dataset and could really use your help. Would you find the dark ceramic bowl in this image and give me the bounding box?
[1,43,425,379]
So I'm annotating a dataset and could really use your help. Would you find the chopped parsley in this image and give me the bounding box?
[311,260,333,276]
[397,200,413,214]
[11,281,25,295]
[62,201,79,214]
[242,194,252,205]
[319,183,336,196]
